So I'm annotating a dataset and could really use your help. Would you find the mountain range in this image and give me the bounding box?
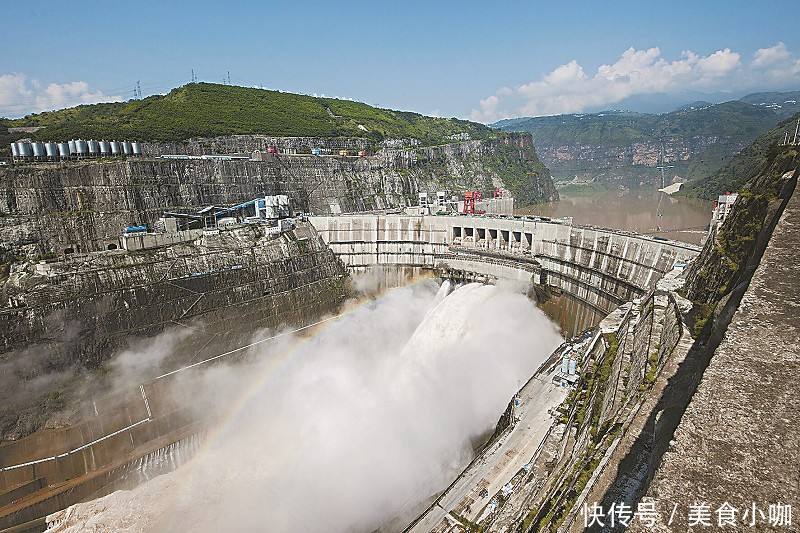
[493,91,800,197]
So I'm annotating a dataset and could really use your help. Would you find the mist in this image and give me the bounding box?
[50,279,563,532]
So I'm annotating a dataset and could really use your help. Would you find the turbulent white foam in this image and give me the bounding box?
[46,280,562,533]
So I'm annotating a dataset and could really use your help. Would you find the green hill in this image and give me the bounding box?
[681,111,800,199]
[1,83,493,146]
[738,90,800,118]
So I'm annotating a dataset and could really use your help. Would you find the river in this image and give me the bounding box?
[517,189,714,245]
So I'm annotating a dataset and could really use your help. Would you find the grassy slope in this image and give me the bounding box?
[2,83,493,145]
[682,112,800,199]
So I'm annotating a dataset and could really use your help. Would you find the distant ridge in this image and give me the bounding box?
[491,96,794,190]
[738,90,800,118]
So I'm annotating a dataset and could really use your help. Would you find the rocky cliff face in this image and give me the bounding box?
[494,102,781,189]
[633,154,800,531]
[0,133,555,260]
[533,135,752,188]
[0,222,348,441]
[684,147,799,308]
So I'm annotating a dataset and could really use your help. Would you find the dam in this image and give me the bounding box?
[308,214,699,335]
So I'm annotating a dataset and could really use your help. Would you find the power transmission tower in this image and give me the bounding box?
[135,80,142,99]
[191,69,197,84]
[654,139,675,232]
[227,71,231,85]
[656,139,674,190]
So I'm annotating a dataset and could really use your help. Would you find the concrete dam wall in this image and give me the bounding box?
[308,214,699,334]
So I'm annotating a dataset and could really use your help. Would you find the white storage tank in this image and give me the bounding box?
[99,141,111,155]
[45,142,59,159]
[110,141,122,155]
[568,359,577,375]
[10,143,19,159]
[75,139,88,156]
[561,356,569,375]
[277,194,291,217]
[131,141,142,156]
[18,141,33,159]
[88,139,100,155]
[263,196,278,219]
[31,141,46,159]
[57,142,70,158]
[68,140,77,155]
[122,141,133,155]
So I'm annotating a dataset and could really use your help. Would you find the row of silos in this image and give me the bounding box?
[561,355,577,376]
[10,140,143,161]
[257,195,292,219]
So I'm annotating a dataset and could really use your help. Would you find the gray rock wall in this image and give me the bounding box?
[0,134,556,258]
[0,222,348,441]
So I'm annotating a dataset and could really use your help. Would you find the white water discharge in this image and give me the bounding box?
[47,280,562,533]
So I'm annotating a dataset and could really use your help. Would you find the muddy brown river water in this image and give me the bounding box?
[517,189,714,245]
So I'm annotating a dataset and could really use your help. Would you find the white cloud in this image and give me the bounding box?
[0,73,122,117]
[750,42,800,86]
[472,44,799,122]
[753,42,791,67]
[471,94,504,123]
[696,48,741,78]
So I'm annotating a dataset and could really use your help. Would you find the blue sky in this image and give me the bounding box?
[1,0,798,120]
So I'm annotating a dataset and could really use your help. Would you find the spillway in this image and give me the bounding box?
[44,280,562,533]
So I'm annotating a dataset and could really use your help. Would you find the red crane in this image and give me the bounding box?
[463,190,485,215]
[463,191,476,214]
